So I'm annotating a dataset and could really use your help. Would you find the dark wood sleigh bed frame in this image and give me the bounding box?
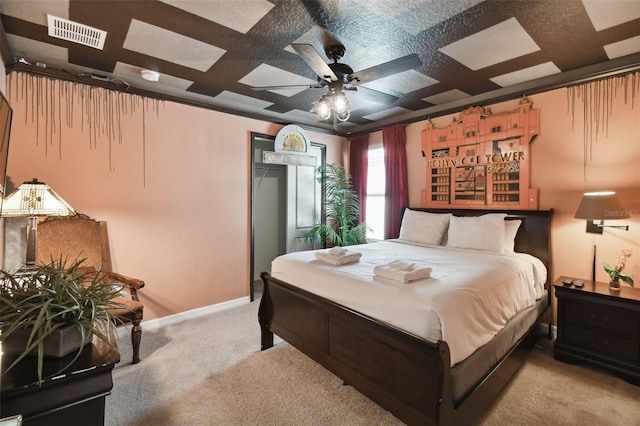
[259,208,553,425]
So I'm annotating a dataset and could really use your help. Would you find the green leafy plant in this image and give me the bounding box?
[304,163,367,247]
[0,257,125,384]
[603,247,634,286]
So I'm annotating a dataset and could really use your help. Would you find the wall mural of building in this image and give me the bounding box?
[421,98,539,210]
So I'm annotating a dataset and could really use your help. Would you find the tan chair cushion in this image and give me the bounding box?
[110,295,144,318]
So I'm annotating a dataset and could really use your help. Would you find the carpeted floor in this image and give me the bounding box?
[479,339,640,425]
[106,300,640,426]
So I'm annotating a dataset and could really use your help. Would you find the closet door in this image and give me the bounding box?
[285,143,324,253]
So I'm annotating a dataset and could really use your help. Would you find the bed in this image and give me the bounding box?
[259,208,553,425]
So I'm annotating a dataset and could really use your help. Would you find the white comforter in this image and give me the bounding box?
[270,240,547,366]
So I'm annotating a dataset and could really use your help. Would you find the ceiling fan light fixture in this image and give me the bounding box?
[333,91,349,115]
[336,108,350,122]
[316,95,332,120]
[315,90,350,122]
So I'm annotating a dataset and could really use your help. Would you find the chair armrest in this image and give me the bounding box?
[102,271,146,291]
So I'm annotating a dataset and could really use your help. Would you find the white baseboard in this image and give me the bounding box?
[115,296,251,339]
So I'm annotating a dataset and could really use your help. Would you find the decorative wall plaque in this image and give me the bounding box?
[421,98,539,209]
[275,124,309,154]
[265,124,316,166]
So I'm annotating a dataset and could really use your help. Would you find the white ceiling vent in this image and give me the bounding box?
[47,15,107,50]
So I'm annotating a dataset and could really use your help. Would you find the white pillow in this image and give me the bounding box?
[446,213,507,252]
[503,219,522,253]
[398,210,451,246]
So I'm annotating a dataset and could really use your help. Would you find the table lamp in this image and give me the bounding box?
[1,178,75,268]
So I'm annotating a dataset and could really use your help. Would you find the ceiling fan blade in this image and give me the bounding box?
[251,83,324,91]
[291,43,338,83]
[349,54,422,84]
[356,86,399,105]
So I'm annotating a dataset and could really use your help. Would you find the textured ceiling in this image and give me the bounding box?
[1,0,639,136]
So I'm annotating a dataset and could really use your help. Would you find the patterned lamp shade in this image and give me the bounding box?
[1,178,75,267]
[1,178,75,217]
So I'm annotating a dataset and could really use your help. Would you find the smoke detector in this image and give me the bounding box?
[140,70,160,82]
[47,15,107,50]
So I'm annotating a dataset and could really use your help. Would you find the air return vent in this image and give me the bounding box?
[47,15,107,50]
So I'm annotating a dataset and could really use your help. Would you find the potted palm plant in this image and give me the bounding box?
[304,163,367,247]
[0,257,124,384]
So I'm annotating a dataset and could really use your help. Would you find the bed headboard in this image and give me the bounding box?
[402,208,554,283]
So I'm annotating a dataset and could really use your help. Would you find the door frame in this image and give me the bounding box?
[250,132,326,301]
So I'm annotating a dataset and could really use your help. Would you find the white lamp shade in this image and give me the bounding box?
[574,191,629,220]
[333,92,348,114]
[316,95,332,120]
[1,179,75,217]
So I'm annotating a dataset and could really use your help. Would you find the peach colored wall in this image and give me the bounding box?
[6,70,639,324]
[406,84,640,300]
[5,72,346,320]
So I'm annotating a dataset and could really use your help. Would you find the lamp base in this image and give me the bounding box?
[13,263,41,277]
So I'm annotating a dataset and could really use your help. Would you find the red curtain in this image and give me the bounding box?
[349,133,369,224]
[382,124,409,239]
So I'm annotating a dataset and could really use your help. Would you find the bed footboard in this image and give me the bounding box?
[259,271,455,426]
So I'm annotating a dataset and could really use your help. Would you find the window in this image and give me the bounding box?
[366,146,385,240]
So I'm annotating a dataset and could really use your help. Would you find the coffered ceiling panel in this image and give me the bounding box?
[1,0,639,135]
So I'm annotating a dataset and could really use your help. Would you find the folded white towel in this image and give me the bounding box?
[388,260,416,271]
[373,265,432,283]
[328,247,347,256]
[315,249,362,266]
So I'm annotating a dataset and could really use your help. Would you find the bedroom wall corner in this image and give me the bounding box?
[0,49,6,271]
[0,61,6,94]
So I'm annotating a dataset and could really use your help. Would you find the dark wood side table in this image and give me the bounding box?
[553,276,640,385]
[0,335,120,425]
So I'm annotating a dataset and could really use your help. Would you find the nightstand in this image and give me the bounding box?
[553,276,640,385]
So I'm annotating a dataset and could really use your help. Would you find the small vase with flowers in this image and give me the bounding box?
[603,248,634,291]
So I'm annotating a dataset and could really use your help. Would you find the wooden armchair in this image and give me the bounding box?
[36,214,145,364]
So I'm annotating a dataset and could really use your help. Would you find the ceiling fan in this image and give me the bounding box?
[252,42,422,123]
